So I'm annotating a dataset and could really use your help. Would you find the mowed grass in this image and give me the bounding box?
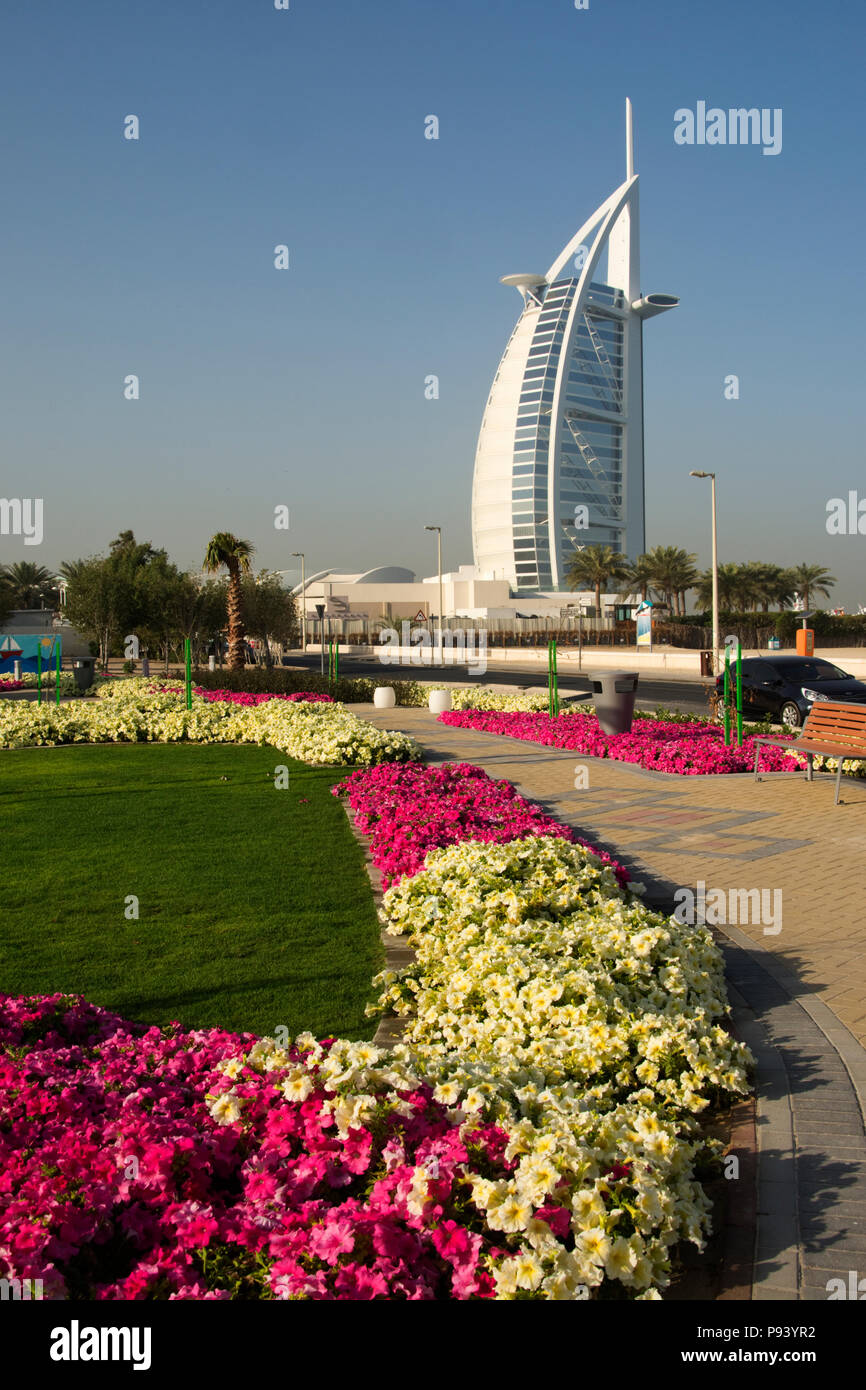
[0,744,383,1039]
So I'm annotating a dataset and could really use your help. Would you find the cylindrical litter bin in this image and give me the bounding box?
[591,671,639,735]
[72,658,95,691]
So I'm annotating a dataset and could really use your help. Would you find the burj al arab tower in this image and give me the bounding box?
[471,100,678,592]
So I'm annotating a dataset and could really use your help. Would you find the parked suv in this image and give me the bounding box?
[715,656,866,728]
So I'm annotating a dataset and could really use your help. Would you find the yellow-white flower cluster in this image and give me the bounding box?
[227,836,752,1300]
[368,835,752,1298]
[0,678,421,766]
[450,690,554,712]
[796,753,866,778]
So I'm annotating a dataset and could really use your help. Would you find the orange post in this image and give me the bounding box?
[795,629,814,656]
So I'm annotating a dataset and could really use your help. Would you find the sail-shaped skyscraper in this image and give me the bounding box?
[471,100,678,593]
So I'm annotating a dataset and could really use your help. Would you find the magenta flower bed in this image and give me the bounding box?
[0,993,532,1300]
[193,688,334,706]
[333,761,630,888]
[0,677,24,690]
[439,710,803,777]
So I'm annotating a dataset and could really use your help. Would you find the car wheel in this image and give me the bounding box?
[780,701,802,729]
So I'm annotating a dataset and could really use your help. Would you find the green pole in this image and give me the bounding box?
[185,637,192,709]
[55,641,61,706]
[736,640,743,747]
[334,641,339,683]
[723,647,730,746]
[552,639,559,716]
[37,644,42,706]
[548,641,553,717]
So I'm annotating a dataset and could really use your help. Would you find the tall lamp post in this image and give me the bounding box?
[292,552,306,653]
[689,470,719,674]
[424,525,443,650]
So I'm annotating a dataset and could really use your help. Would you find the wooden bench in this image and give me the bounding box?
[753,701,866,805]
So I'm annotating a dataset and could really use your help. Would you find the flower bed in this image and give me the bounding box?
[0,994,518,1300]
[194,687,334,706]
[0,678,419,767]
[439,709,806,776]
[0,711,754,1300]
[450,689,554,712]
[0,676,25,691]
[367,834,751,1297]
[333,761,631,889]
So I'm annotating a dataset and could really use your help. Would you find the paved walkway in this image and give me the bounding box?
[357,704,866,1301]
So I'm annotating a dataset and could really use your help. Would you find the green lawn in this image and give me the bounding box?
[0,744,383,1039]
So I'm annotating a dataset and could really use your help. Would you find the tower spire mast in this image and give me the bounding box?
[626,96,634,179]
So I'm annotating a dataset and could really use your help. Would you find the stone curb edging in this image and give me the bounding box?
[715,923,866,1302]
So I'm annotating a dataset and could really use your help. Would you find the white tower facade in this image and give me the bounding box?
[471,100,678,591]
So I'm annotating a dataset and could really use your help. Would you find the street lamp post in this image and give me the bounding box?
[425,525,443,650]
[690,471,719,675]
[292,552,306,653]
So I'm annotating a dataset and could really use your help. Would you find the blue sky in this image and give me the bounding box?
[2,0,865,605]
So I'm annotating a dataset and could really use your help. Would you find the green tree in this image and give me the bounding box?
[63,556,137,666]
[202,534,255,670]
[643,546,698,616]
[241,571,299,668]
[621,553,655,603]
[0,576,13,626]
[0,561,58,609]
[62,532,165,665]
[790,563,836,612]
[694,563,743,612]
[135,558,204,672]
[565,545,632,617]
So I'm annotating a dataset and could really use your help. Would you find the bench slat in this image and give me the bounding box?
[754,700,866,756]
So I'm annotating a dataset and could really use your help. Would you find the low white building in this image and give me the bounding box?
[291,564,638,627]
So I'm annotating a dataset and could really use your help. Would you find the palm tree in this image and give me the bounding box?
[644,546,697,616]
[0,561,58,608]
[790,563,836,612]
[621,553,655,604]
[728,563,759,613]
[565,544,632,618]
[769,566,797,611]
[694,563,741,612]
[202,533,255,669]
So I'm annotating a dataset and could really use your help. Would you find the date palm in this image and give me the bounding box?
[694,563,742,612]
[202,533,255,670]
[565,544,632,617]
[644,546,697,616]
[621,553,655,604]
[0,561,58,608]
[790,563,836,612]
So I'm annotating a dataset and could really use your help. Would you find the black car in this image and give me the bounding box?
[715,655,866,728]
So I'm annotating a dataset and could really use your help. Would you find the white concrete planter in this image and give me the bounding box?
[428,688,452,714]
[374,686,396,709]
